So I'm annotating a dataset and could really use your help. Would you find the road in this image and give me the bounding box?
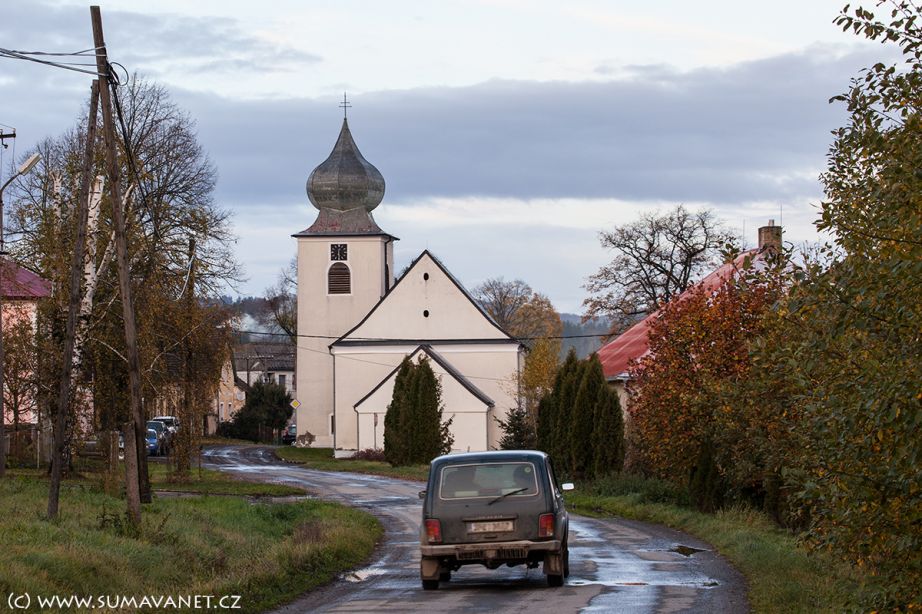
[203,446,748,613]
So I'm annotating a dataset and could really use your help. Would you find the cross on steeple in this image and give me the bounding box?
[339,92,352,119]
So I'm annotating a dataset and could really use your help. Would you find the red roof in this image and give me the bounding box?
[1,259,52,299]
[599,249,761,380]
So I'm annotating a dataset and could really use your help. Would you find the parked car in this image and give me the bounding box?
[145,428,160,456]
[150,416,180,437]
[418,450,574,590]
[146,420,169,456]
[281,424,297,446]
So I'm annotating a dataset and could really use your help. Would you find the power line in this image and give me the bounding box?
[0,47,104,77]
[232,328,613,342]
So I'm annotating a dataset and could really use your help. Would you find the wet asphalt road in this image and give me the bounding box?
[203,446,748,613]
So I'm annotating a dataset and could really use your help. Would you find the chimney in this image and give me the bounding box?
[758,219,782,251]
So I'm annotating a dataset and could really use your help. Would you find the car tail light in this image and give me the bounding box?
[425,519,442,544]
[538,513,555,538]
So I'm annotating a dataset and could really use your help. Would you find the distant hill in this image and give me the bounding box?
[558,313,611,359]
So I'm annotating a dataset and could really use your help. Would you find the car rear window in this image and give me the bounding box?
[438,462,539,500]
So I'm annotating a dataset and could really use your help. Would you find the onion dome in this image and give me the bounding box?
[306,118,385,212]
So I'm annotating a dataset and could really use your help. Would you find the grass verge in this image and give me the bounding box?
[0,474,382,613]
[275,446,429,482]
[147,462,306,497]
[567,481,862,613]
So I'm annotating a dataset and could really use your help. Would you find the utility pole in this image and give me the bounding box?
[90,6,148,523]
[47,81,99,519]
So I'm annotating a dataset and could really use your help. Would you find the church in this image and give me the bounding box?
[293,116,523,456]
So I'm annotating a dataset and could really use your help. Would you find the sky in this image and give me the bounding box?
[0,0,888,313]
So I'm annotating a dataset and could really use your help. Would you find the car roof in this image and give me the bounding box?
[430,450,548,468]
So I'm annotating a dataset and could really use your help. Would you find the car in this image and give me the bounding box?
[282,424,297,446]
[418,450,574,590]
[150,416,179,438]
[146,420,169,456]
[145,428,160,456]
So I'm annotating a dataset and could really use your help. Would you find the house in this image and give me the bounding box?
[598,221,783,413]
[209,349,248,434]
[233,341,296,393]
[293,117,523,455]
[1,258,52,457]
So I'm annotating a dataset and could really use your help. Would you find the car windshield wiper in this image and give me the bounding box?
[487,487,528,506]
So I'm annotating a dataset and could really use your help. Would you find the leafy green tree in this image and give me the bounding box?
[227,380,292,442]
[769,4,922,608]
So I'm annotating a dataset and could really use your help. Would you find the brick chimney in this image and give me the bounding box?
[758,219,782,251]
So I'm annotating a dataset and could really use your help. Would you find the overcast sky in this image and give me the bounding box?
[1,0,886,312]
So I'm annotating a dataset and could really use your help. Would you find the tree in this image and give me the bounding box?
[2,304,39,461]
[6,77,239,512]
[495,406,536,450]
[383,358,412,466]
[225,379,292,442]
[591,383,624,478]
[583,205,739,332]
[260,257,297,343]
[383,357,453,466]
[766,4,922,608]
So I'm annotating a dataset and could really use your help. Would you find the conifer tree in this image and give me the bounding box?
[410,358,444,463]
[553,350,583,473]
[592,384,624,477]
[538,348,578,461]
[570,356,604,478]
[384,357,413,466]
[496,405,537,450]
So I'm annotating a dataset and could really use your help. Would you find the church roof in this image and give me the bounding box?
[353,344,495,410]
[296,118,389,237]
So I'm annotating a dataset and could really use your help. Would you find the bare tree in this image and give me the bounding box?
[583,205,739,331]
[259,257,297,342]
[472,278,561,342]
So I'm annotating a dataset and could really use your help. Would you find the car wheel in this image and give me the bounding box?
[439,571,451,582]
[547,573,564,587]
[563,544,570,578]
[422,579,439,590]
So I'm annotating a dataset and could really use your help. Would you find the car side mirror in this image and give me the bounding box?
[561,483,574,491]
[418,490,427,499]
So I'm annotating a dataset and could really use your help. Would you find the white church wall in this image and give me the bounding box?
[295,235,392,447]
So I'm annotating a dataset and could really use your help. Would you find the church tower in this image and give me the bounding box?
[293,116,396,448]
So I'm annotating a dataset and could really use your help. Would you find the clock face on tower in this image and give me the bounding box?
[331,244,348,261]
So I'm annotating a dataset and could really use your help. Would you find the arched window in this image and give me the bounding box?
[328,262,351,294]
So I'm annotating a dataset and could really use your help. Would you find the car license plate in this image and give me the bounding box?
[468,521,513,533]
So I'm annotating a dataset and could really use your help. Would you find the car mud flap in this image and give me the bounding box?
[543,552,563,576]
[420,557,441,581]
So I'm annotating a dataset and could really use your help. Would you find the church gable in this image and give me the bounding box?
[336,251,516,345]
[354,345,494,414]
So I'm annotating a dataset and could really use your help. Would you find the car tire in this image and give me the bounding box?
[547,573,564,587]
[422,579,439,590]
[563,544,570,578]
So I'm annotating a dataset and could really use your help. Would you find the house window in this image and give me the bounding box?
[278,374,286,389]
[328,263,351,294]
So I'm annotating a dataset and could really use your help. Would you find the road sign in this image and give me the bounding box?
[290,399,301,409]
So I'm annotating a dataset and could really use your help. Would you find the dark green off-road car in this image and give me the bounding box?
[418,450,574,590]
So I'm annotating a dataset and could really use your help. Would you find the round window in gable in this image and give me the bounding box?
[423,272,430,281]
[423,310,430,318]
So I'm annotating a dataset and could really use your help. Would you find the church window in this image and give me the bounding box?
[328,263,351,294]
[423,272,430,281]
[331,243,348,261]
[424,309,430,318]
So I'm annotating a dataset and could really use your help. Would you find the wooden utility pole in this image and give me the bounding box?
[90,6,149,522]
[47,81,99,519]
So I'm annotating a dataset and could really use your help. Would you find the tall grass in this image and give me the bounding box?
[0,475,381,613]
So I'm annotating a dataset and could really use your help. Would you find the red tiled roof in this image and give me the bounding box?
[599,249,761,380]
[1,259,52,299]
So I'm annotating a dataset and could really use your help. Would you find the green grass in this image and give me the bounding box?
[147,463,305,497]
[0,474,382,613]
[566,479,863,613]
[275,446,430,482]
